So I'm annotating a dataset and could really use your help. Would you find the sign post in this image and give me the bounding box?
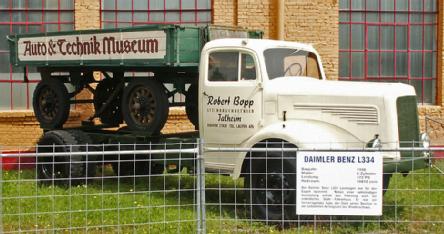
[296,151,383,216]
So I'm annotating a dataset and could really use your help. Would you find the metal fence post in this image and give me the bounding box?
[0,146,3,233]
[196,138,206,234]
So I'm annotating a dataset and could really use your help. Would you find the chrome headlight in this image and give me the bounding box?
[372,137,381,148]
[367,134,381,148]
[420,133,430,149]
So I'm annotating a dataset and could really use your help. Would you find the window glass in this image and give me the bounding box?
[207,52,257,82]
[208,52,239,82]
[0,0,74,110]
[339,0,437,103]
[101,0,211,27]
[264,48,321,80]
[240,53,256,80]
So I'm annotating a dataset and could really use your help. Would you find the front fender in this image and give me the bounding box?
[245,120,362,149]
[231,120,363,178]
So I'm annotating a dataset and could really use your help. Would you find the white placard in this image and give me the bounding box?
[17,31,167,61]
[296,151,383,216]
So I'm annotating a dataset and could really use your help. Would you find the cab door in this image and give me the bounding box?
[200,49,262,145]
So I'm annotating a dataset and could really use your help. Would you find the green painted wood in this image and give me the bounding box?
[8,24,262,70]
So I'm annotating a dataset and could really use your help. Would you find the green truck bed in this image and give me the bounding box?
[8,24,262,69]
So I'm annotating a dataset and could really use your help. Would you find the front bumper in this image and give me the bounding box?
[383,148,431,173]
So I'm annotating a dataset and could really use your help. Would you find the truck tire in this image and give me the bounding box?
[33,78,70,129]
[110,144,164,177]
[111,157,164,177]
[122,79,169,133]
[185,84,199,128]
[245,152,297,223]
[36,130,97,186]
[94,78,123,126]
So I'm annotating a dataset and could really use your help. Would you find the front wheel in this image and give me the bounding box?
[36,130,97,186]
[94,78,124,126]
[33,78,70,129]
[245,153,297,222]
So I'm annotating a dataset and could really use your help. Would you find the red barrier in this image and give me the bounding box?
[1,151,36,170]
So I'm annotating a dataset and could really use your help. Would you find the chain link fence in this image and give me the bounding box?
[0,142,443,233]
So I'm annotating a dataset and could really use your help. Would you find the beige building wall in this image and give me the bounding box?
[213,0,338,80]
[285,0,338,81]
[0,0,100,148]
[1,0,444,147]
[213,0,444,143]
[417,3,444,143]
[0,0,194,147]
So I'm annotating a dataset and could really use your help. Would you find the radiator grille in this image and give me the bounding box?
[293,105,379,125]
[396,96,420,147]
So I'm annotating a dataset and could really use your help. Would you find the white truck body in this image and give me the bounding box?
[198,39,425,178]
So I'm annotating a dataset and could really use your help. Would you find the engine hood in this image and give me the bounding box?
[266,77,416,99]
[265,77,417,148]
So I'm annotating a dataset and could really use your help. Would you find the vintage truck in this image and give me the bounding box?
[8,24,430,221]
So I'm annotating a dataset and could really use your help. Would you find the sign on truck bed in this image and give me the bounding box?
[8,25,262,68]
[18,30,167,61]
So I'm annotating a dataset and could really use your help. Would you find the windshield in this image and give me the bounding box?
[264,48,321,80]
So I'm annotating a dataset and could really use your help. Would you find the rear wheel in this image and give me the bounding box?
[36,130,97,186]
[121,79,169,133]
[185,84,198,128]
[111,158,164,177]
[94,78,124,126]
[33,78,70,129]
[110,144,164,177]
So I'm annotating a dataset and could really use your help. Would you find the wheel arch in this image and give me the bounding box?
[240,138,297,178]
[232,120,362,179]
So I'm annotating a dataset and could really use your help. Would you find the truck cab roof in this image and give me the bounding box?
[204,38,318,54]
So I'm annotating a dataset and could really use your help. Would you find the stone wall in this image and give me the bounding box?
[73,0,101,121]
[2,0,444,147]
[285,0,339,80]
[0,108,194,147]
[212,0,339,80]
[419,106,444,144]
[0,111,81,148]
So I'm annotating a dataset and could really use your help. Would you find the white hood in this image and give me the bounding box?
[266,77,416,99]
[265,77,417,147]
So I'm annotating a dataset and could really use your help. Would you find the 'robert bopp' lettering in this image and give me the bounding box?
[23,36,159,57]
[207,95,254,108]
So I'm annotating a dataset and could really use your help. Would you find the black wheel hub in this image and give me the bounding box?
[129,87,156,125]
[93,78,123,126]
[39,87,59,121]
[257,172,291,206]
[138,96,148,116]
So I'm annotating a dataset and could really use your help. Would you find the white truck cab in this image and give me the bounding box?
[199,38,429,178]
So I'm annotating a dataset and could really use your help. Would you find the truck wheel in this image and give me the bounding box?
[36,130,97,186]
[94,78,123,126]
[33,78,70,129]
[245,153,297,222]
[110,144,164,177]
[111,156,143,177]
[122,79,169,133]
[185,84,199,128]
[69,130,98,180]
[111,158,164,177]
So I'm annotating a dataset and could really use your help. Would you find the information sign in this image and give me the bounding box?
[296,151,383,216]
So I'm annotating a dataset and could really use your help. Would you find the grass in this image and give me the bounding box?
[2,161,444,233]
